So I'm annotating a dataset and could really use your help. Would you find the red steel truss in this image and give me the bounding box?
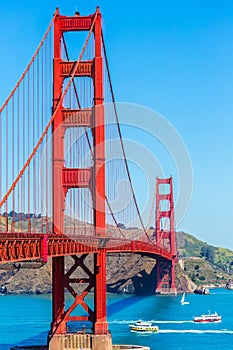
[0,233,173,263]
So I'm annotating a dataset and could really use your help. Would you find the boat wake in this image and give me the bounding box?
[109,320,137,324]
[158,329,233,334]
[130,329,233,335]
[109,319,193,324]
[150,320,194,324]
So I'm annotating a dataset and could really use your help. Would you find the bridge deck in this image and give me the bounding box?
[0,233,172,263]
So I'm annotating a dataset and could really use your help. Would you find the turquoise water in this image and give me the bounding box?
[0,288,233,350]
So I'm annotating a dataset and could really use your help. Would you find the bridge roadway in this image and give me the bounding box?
[0,233,172,263]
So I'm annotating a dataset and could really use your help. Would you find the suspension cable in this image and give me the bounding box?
[146,195,155,232]
[0,16,56,114]
[105,196,126,239]
[0,13,98,209]
[62,32,126,239]
[101,32,152,242]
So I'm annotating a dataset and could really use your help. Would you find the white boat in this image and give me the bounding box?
[129,320,159,332]
[193,311,221,323]
[0,285,7,296]
[181,292,189,305]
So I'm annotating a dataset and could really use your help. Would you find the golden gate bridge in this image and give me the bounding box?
[0,8,176,350]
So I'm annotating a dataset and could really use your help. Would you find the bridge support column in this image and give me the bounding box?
[155,258,176,294]
[50,8,110,345]
[155,177,177,294]
[49,253,112,350]
[51,257,66,334]
[94,250,108,334]
[171,258,176,291]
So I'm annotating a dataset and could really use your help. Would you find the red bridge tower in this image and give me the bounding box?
[50,8,111,350]
[155,177,177,294]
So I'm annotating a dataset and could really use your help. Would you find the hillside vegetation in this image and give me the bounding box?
[177,231,233,286]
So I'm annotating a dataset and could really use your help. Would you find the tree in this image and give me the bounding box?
[199,276,206,281]
[206,246,215,264]
[201,246,207,258]
[200,245,215,264]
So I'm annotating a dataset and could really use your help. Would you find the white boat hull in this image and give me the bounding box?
[130,325,159,332]
[193,312,221,323]
[194,317,221,323]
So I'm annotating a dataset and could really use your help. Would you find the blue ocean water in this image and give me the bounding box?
[0,288,233,350]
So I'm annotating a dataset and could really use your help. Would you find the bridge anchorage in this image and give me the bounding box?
[0,6,177,350]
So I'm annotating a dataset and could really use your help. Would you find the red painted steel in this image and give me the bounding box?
[92,9,108,335]
[0,234,173,263]
[50,8,108,335]
[52,254,96,332]
[62,108,92,127]
[59,60,93,77]
[52,8,66,334]
[62,168,91,191]
[93,10,105,237]
[155,177,177,292]
[53,9,64,237]
[59,15,94,32]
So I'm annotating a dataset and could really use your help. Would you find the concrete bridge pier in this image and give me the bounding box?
[48,333,150,350]
[12,344,150,350]
[48,333,112,350]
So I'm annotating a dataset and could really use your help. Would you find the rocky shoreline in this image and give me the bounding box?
[0,254,195,295]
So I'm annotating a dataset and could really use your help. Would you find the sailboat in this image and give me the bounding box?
[181,292,189,305]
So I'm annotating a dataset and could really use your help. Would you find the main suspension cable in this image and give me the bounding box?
[101,32,152,242]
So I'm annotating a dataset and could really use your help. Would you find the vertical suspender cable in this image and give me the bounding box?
[0,110,1,219]
[45,36,49,234]
[12,95,15,231]
[6,105,8,232]
[17,88,20,231]
[33,58,36,231]
[22,79,25,224]
[28,69,31,232]
[41,43,44,232]
[0,13,98,211]
[101,32,151,242]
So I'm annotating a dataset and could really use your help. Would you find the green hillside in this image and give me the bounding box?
[177,231,233,286]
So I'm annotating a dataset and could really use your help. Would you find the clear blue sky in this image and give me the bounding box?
[0,1,232,249]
